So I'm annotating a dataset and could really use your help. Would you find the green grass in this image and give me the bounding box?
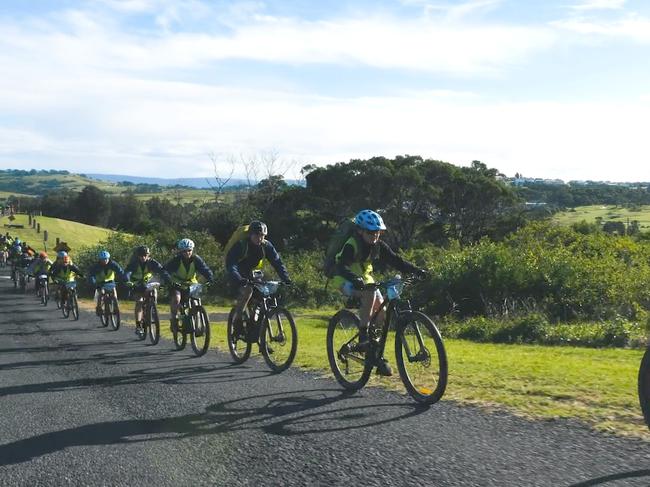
[554,204,650,229]
[2,214,117,253]
[92,298,649,438]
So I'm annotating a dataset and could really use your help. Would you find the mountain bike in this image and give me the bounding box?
[36,274,49,305]
[327,275,448,405]
[226,273,298,373]
[99,282,121,330]
[11,263,17,289]
[171,283,210,356]
[135,282,161,345]
[61,281,80,320]
[638,346,650,429]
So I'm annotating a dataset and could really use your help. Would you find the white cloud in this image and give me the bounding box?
[569,0,626,11]
[552,15,650,42]
[0,7,555,75]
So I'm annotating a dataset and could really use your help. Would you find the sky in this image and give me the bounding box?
[0,0,649,182]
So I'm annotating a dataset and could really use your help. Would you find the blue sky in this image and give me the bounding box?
[1,0,649,181]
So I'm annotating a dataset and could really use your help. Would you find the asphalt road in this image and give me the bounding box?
[0,272,649,486]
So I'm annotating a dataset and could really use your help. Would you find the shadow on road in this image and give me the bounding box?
[0,388,430,466]
[569,469,650,486]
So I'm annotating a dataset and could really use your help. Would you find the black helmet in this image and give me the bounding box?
[249,220,268,236]
[135,245,150,257]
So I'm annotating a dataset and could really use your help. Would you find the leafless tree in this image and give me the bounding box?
[206,152,235,203]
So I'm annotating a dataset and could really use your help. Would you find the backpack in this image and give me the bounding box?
[323,218,356,278]
[223,225,249,261]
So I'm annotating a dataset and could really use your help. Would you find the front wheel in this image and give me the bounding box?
[190,306,211,356]
[147,303,160,345]
[62,295,70,318]
[109,297,121,331]
[327,309,372,391]
[260,307,298,373]
[638,347,650,429]
[395,311,448,405]
[226,307,252,364]
[41,282,49,306]
[172,314,187,350]
[71,293,79,321]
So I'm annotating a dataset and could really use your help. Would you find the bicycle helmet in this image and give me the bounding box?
[354,209,386,231]
[135,245,150,257]
[39,251,47,259]
[248,220,268,235]
[98,250,110,260]
[57,250,68,258]
[177,238,195,251]
[14,238,21,245]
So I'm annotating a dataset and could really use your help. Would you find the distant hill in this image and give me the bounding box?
[86,173,249,189]
[86,173,303,188]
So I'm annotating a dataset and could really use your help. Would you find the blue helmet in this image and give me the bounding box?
[354,210,386,231]
[177,238,195,251]
[57,251,68,258]
[14,238,21,245]
[98,250,110,260]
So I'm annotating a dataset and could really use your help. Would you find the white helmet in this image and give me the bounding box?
[177,238,195,251]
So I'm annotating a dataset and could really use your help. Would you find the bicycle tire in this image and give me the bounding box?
[638,347,650,429]
[327,309,372,391]
[42,282,49,306]
[190,306,211,356]
[71,293,79,321]
[260,307,298,373]
[226,307,252,364]
[62,295,70,318]
[100,297,109,327]
[109,297,121,330]
[148,303,160,345]
[395,311,448,405]
[172,313,187,350]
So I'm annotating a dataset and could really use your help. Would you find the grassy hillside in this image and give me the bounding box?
[553,205,650,230]
[1,213,115,253]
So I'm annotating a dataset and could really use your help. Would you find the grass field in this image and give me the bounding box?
[1,214,115,252]
[79,296,648,439]
[553,205,650,229]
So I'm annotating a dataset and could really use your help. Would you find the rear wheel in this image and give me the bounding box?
[190,306,211,356]
[327,309,372,390]
[226,307,252,364]
[148,303,160,345]
[638,347,650,429]
[395,311,448,405]
[260,307,298,373]
[109,297,121,330]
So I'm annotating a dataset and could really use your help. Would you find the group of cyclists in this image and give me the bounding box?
[2,210,429,381]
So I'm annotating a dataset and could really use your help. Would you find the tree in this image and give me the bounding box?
[76,186,109,226]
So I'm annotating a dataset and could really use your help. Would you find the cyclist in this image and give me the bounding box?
[330,209,426,376]
[164,238,214,333]
[88,250,127,316]
[28,251,53,293]
[17,249,34,281]
[49,251,84,304]
[125,245,171,336]
[226,220,292,334]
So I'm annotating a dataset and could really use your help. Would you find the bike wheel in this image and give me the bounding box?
[136,309,147,341]
[327,309,372,391]
[190,306,211,357]
[100,297,109,327]
[42,282,49,306]
[148,303,160,345]
[638,347,650,429]
[260,307,298,373]
[19,275,26,293]
[71,293,79,321]
[62,296,70,318]
[172,315,187,350]
[226,307,252,364]
[395,311,448,405]
[109,297,121,330]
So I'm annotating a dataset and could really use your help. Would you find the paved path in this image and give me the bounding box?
[0,274,649,486]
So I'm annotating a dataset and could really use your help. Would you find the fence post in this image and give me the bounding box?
[28,214,32,225]
[37,223,41,233]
